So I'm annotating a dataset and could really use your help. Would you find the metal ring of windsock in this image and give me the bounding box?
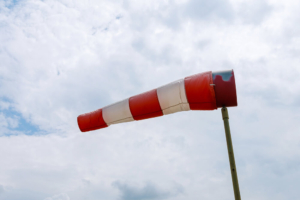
[77,70,237,132]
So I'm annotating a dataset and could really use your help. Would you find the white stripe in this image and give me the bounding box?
[179,78,190,111]
[157,79,190,115]
[102,98,134,126]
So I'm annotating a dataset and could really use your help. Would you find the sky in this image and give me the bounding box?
[0,0,300,199]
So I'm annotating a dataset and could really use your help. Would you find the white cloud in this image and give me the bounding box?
[112,181,184,200]
[0,0,300,199]
[44,193,70,200]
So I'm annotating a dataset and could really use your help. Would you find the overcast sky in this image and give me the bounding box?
[1,0,300,199]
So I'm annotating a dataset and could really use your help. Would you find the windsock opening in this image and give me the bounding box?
[212,70,238,108]
[77,70,238,132]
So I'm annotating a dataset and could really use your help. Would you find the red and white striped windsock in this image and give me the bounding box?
[77,70,237,132]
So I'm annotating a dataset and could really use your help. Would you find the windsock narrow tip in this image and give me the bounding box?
[212,69,238,108]
[77,114,89,132]
[77,109,108,132]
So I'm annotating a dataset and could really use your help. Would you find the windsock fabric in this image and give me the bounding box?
[77,71,219,132]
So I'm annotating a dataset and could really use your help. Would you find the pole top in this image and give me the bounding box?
[221,107,229,119]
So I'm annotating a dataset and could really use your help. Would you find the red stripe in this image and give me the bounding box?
[77,109,108,132]
[129,89,163,120]
[184,71,217,110]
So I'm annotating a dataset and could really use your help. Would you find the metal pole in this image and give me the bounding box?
[221,107,241,200]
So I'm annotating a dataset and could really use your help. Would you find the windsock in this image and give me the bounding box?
[78,70,237,132]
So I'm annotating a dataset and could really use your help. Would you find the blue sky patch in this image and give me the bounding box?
[4,0,20,9]
[0,100,40,136]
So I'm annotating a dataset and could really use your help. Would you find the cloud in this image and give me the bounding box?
[237,0,273,25]
[0,185,4,194]
[112,181,183,200]
[184,0,234,21]
[44,193,70,200]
